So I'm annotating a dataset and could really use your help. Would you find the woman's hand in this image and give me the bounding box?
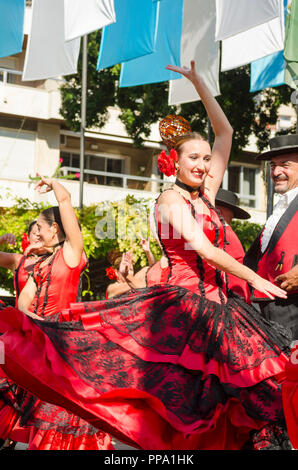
[24,311,45,321]
[166,60,202,85]
[0,233,16,246]
[119,252,134,278]
[249,274,288,301]
[140,238,150,253]
[24,242,52,257]
[34,173,54,194]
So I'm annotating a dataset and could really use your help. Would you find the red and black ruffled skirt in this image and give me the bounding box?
[0,285,292,450]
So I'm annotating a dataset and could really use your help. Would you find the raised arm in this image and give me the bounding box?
[35,175,84,268]
[140,238,156,267]
[157,191,287,301]
[166,61,233,203]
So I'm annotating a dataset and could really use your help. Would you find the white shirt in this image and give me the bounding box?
[261,186,298,253]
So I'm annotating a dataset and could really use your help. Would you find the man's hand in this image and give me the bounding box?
[275,265,298,292]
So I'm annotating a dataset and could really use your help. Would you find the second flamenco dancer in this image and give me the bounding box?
[0,61,293,450]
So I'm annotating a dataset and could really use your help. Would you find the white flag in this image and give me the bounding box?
[169,0,220,105]
[215,0,280,41]
[64,0,116,41]
[221,0,285,72]
[22,0,80,81]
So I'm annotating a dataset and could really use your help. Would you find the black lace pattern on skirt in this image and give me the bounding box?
[29,285,291,429]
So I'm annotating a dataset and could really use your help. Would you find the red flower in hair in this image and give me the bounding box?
[21,233,30,254]
[157,149,178,177]
[105,267,118,281]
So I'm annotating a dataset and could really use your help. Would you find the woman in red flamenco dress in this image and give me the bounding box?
[0,179,113,450]
[0,61,293,450]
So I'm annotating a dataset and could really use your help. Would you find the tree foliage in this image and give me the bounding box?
[230,219,262,252]
[59,32,295,158]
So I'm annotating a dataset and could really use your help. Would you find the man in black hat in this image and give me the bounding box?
[215,188,251,302]
[244,134,298,340]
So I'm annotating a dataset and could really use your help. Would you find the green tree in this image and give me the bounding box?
[59,32,295,158]
[230,219,263,252]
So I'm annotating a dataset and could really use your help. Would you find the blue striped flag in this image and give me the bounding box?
[119,0,183,87]
[0,0,25,59]
[97,0,158,70]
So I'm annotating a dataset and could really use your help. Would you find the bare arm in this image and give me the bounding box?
[107,266,149,298]
[106,282,131,298]
[166,60,233,204]
[35,175,84,268]
[157,190,287,300]
[0,252,22,271]
[124,267,148,289]
[140,238,156,267]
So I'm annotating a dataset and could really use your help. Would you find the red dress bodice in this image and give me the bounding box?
[156,194,227,303]
[30,248,88,318]
[146,260,170,286]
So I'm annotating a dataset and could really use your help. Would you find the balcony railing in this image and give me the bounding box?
[0,67,23,85]
[60,166,168,192]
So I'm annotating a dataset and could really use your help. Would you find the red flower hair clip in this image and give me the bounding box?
[105,267,118,281]
[157,149,178,177]
[21,233,30,254]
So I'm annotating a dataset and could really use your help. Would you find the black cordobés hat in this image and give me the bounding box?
[215,188,251,220]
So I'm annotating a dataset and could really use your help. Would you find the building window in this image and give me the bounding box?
[227,166,240,194]
[60,152,125,186]
[223,164,259,208]
[276,115,292,131]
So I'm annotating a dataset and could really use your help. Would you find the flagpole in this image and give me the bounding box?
[79,34,88,209]
[207,117,212,144]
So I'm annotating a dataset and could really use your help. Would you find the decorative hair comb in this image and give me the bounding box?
[159,115,191,150]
